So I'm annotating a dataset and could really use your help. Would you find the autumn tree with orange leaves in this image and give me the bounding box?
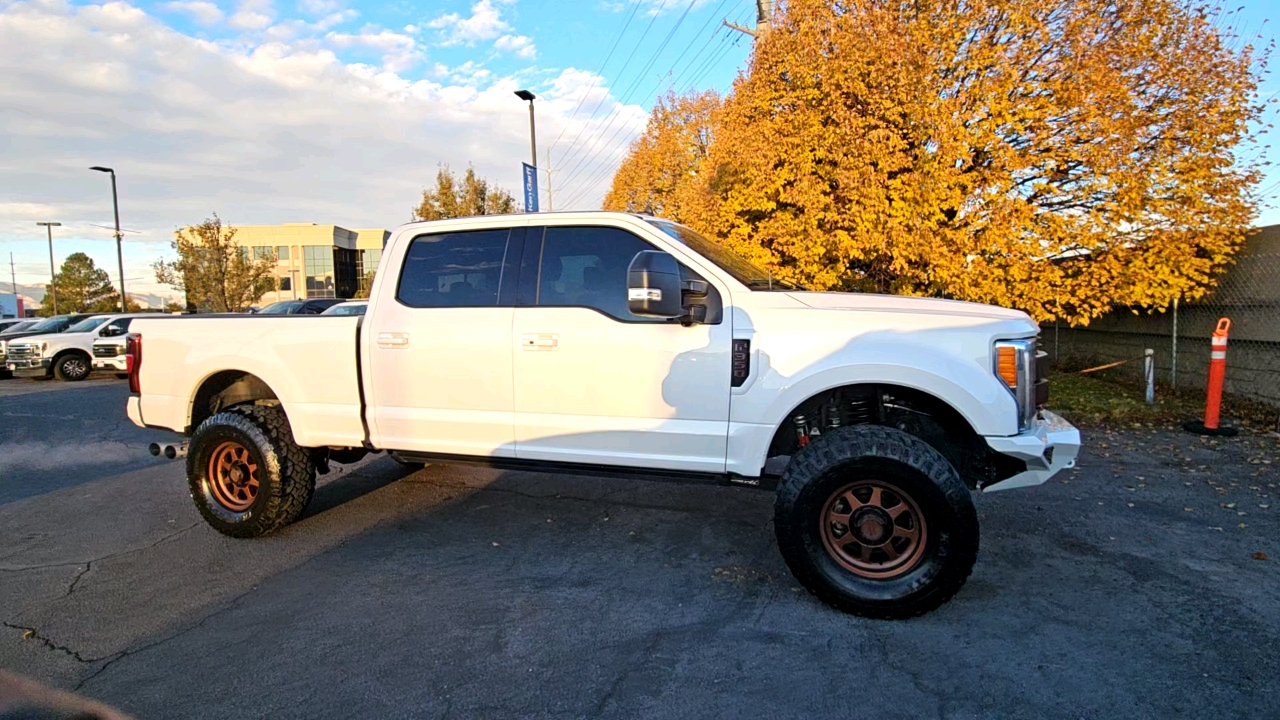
[604,89,721,221]
[611,0,1268,324]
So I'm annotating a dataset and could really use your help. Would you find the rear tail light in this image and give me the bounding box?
[126,334,142,394]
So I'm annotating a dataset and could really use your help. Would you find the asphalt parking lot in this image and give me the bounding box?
[1,377,1278,719]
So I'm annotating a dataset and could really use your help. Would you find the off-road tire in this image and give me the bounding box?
[53,353,90,381]
[187,404,316,538]
[115,373,130,380]
[775,425,979,619]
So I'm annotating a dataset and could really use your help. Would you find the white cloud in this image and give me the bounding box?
[161,1,224,26]
[494,33,534,59]
[229,0,272,30]
[297,0,339,14]
[0,0,646,290]
[326,27,420,71]
[427,0,510,45]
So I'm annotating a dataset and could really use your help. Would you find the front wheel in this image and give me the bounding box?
[54,354,90,381]
[774,425,979,619]
[187,404,316,538]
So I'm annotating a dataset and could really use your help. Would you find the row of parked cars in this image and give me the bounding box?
[0,299,366,382]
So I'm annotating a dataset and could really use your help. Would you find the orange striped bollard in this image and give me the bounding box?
[1183,318,1238,437]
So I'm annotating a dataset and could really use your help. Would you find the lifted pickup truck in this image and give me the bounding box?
[125,212,1079,618]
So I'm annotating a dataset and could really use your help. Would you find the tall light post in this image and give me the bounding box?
[89,166,127,312]
[36,222,61,315]
[514,89,537,168]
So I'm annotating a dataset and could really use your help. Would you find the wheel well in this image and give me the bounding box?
[190,371,279,433]
[52,348,90,362]
[765,383,1021,489]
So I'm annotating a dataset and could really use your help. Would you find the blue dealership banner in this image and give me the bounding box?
[522,162,539,212]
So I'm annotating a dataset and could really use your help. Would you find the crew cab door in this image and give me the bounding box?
[364,227,523,457]
[511,224,732,472]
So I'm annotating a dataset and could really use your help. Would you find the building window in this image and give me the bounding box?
[334,247,358,298]
[276,246,291,261]
[304,246,336,298]
[252,246,275,261]
[279,276,292,291]
[357,249,383,297]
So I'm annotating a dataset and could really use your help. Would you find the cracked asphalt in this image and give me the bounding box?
[2,378,1279,719]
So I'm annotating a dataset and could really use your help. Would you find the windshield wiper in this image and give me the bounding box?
[746,278,800,291]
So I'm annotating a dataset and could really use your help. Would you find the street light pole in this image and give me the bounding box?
[36,222,61,315]
[90,166,127,312]
[514,89,537,168]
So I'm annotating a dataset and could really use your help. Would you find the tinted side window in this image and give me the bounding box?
[397,229,510,308]
[536,227,663,322]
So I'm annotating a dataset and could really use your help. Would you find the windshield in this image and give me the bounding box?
[67,317,111,333]
[322,303,367,316]
[27,316,74,332]
[645,220,803,290]
[259,301,299,315]
[1,321,34,334]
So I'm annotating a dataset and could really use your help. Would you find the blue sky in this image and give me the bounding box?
[0,0,1274,306]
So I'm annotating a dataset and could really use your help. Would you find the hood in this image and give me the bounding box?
[787,292,1031,324]
[0,329,65,342]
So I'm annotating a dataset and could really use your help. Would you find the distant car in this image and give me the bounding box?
[258,299,345,315]
[321,300,368,316]
[7,314,153,381]
[0,319,32,334]
[0,314,95,378]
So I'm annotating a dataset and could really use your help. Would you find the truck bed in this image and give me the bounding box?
[129,315,365,448]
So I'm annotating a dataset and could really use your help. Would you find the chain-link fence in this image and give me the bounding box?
[1051,224,1280,408]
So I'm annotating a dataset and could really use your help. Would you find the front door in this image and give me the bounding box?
[365,227,521,457]
[512,225,732,473]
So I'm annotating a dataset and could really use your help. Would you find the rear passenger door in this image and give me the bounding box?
[365,227,523,457]
[511,224,732,472]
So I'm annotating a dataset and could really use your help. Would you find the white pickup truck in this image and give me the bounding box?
[124,212,1079,618]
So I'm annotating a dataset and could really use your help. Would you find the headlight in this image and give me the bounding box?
[994,338,1038,431]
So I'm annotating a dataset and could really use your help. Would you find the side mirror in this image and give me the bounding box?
[101,326,124,337]
[627,251,684,318]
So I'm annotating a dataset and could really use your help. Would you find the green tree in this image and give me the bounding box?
[39,253,122,316]
[412,166,517,220]
[154,215,276,313]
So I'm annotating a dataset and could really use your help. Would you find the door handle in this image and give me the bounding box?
[520,333,559,350]
[377,332,409,348]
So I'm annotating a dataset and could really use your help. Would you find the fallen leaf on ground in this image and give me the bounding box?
[1254,552,1269,560]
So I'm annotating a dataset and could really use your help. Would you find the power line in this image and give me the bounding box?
[553,0,702,184]
[550,0,673,169]
[547,0,646,153]
[560,8,749,207]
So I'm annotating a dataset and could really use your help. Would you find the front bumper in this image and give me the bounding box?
[7,358,51,377]
[982,410,1081,492]
[93,357,127,371]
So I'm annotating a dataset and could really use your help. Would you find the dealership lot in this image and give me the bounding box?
[1,378,1278,719]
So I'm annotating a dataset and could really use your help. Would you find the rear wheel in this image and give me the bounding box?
[774,425,979,619]
[187,404,315,538]
[54,354,90,381]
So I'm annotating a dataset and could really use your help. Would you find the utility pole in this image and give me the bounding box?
[545,148,554,211]
[36,221,61,314]
[9,253,17,311]
[90,166,127,312]
[724,0,773,37]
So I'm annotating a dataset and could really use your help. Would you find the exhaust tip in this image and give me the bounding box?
[164,444,177,460]
[149,443,162,457]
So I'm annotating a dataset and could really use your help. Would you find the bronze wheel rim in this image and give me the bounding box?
[208,441,260,512]
[820,480,927,579]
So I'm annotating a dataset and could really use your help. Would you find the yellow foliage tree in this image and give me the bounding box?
[413,166,516,220]
[604,89,721,224]
[625,0,1266,324]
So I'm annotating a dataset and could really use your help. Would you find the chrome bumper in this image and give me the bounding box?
[93,357,127,371]
[982,410,1081,492]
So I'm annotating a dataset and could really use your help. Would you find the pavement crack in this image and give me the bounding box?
[0,522,201,574]
[2,622,116,665]
[66,562,91,596]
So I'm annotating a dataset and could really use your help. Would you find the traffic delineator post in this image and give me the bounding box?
[1183,318,1238,437]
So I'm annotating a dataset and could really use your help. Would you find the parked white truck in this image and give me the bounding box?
[124,212,1079,618]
